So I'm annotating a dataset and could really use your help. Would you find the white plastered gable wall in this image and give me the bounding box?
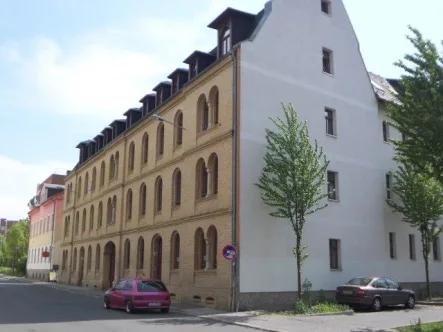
[237,0,443,296]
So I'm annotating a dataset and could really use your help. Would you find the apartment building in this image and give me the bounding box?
[27,174,65,280]
[58,0,443,311]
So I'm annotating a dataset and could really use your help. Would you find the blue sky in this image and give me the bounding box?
[0,0,442,219]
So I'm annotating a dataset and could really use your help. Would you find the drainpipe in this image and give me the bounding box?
[68,172,78,285]
[230,44,240,312]
[49,196,56,275]
[117,135,128,283]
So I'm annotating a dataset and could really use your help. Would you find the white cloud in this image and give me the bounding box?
[0,0,262,119]
[0,155,71,221]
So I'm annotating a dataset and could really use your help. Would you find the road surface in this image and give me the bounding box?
[0,275,250,332]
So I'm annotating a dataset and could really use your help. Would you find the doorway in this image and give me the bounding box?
[103,241,116,289]
[151,235,163,280]
[78,247,85,286]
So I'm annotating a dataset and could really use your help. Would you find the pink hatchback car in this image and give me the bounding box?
[103,278,171,314]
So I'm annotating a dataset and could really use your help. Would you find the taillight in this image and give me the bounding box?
[357,289,366,297]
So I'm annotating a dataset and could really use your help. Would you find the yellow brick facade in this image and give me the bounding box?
[57,57,235,309]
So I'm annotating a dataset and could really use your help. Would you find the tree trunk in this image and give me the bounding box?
[421,231,431,300]
[424,256,431,300]
[296,233,302,300]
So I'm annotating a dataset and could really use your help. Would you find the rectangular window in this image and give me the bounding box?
[321,0,331,14]
[322,48,333,74]
[329,239,341,270]
[386,173,392,200]
[389,232,396,259]
[383,121,389,142]
[327,171,338,200]
[325,108,336,136]
[409,234,416,260]
[433,237,441,261]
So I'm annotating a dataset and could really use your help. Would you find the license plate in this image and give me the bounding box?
[342,290,353,295]
[149,302,161,307]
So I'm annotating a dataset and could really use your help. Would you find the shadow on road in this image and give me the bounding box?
[350,329,392,332]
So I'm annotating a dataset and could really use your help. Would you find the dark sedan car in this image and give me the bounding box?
[336,276,415,311]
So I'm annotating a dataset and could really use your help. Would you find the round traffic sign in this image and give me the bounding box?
[222,245,237,260]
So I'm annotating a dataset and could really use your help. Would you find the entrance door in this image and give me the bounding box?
[103,241,116,289]
[78,247,85,286]
[152,236,162,280]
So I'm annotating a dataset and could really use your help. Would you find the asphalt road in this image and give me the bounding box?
[0,275,250,332]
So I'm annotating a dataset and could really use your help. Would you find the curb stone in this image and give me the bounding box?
[416,301,443,306]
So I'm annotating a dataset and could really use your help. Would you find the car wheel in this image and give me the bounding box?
[104,297,110,309]
[405,295,415,309]
[125,300,133,314]
[161,307,170,313]
[372,297,382,312]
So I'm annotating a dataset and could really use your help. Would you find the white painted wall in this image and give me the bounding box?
[238,0,443,293]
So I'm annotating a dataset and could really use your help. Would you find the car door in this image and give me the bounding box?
[122,280,134,303]
[385,278,405,305]
[111,280,127,308]
[372,278,389,304]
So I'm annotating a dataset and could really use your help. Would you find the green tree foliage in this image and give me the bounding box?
[256,103,331,299]
[0,219,30,275]
[387,26,443,184]
[387,161,443,300]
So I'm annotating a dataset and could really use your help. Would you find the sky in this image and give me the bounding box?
[0,0,441,220]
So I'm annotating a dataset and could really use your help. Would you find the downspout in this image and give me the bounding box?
[49,196,56,273]
[68,172,78,285]
[117,135,128,282]
[230,44,240,312]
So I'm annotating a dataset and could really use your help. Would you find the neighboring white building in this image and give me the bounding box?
[235,0,443,309]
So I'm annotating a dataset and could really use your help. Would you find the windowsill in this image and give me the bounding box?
[328,198,339,203]
[154,211,162,216]
[390,257,397,260]
[141,162,148,169]
[322,11,332,17]
[170,269,180,274]
[194,269,217,275]
[326,134,337,139]
[196,194,218,203]
[172,204,181,211]
[197,123,220,138]
[383,140,390,145]
[128,169,134,175]
[410,258,417,261]
[323,71,334,77]
[156,154,164,162]
[174,144,183,152]
[330,268,342,272]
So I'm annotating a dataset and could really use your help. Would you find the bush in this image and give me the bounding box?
[293,300,351,315]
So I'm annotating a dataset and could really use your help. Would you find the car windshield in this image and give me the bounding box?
[346,277,373,286]
[137,281,167,292]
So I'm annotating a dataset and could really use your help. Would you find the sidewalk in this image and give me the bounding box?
[11,276,443,332]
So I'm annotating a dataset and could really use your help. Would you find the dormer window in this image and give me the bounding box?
[175,77,180,92]
[157,90,163,105]
[190,61,198,79]
[220,27,231,56]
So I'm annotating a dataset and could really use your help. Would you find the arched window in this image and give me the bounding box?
[73,248,78,271]
[194,228,206,270]
[208,153,219,195]
[106,198,112,224]
[95,244,101,271]
[195,158,207,199]
[139,183,147,216]
[75,212,79,234]
[174,111,183,147]
[220,27,231,56]
[87,245,92,271]
[100,161,106,187]
[142,133,149,165]
[77,177,82,198]
[209,86,219,125]
[128,142,135,172]
[172,168,182,206]
[84,172,89,195]
[114,152,120,178]
[155,176,163,212]
[124,239,130,270]
[112,195,117,223]
[89,205,94,230]
[197,94,209,132]
[171,232,180,270]
[207,226,218,269]
[91,167,97,191]
[109,155,115,179]
[137,237,145,270]
[82,208,87,232]
[126,189,133,221]
[156,123,165,157]
[98,201,103,228]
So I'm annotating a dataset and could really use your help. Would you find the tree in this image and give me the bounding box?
[387,160,443,300]
[1,220,30,275]
[256,103,331,299]
[387,26,443,185]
